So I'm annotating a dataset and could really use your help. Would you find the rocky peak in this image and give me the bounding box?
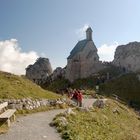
[51,67,65,81]
[26,57,53,84]
[114,42,140,58]
[113,41,140,72]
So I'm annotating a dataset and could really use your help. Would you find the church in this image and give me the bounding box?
[65,27,103,82]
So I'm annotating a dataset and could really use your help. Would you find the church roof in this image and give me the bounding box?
[67,39,88,59]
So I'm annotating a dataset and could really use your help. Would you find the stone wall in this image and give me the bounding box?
[0,98,67,110]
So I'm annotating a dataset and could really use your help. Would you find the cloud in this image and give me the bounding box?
[98,42,119,62]
[0,39,39,75]
[76,24,89,39]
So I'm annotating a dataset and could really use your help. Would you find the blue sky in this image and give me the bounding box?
[0,0,140,74]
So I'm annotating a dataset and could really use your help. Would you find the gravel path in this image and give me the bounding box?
[82,98,107,108]
[0,109,65,140]
[0,99,107,140]
[82,99,97,108]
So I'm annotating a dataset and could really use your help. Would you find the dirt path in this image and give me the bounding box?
[0,99,107,140]
[0,109,65,140]
[82,98,107,108]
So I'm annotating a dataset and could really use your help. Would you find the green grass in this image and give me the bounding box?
[45,78,70,92]
[98,65,123,78]
[44,65,123,91]
[71,77,97,89]
[0,71,61,134]
[52,99,140,140]
[0,71,60,99]
[100,73,140,107]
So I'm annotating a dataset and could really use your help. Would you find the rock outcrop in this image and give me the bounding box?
[113,42,140,72]
[65,27,104,82]
[26,57,53,84]
[51,67,65,81]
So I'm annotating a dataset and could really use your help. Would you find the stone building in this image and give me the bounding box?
[65,27,103,82]
[113,41,140,72]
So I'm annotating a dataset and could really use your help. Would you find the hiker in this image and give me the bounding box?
[77,90,83,107]
[72,89,78,106]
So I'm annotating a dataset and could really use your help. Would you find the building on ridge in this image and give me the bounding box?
[65,27,103,82]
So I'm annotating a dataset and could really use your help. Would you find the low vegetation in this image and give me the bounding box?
[0,71,60,99]
[44,78,70,93]
[44,66,140,109]
[100,73,140,108]
[52,99,140,140]
[45,65,123,91]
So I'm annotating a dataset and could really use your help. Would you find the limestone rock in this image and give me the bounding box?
[57,116,68,126]
[64,108,76,115]
[113,42,140,72]
[26,57,53,84]
[113,108,120,114]
[51,67,65,81]
[93,99,105,108]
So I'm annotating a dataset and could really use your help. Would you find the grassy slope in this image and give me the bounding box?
[0,71,60,99]
[100,73,140,107]
[53,99,140,140]
[45,78,70,92]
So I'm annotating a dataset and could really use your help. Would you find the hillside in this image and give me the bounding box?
[0,71,60,99]
[44,65,140,108]
[45,65,123,91]
[52,99,140,140]
[100,73,140,108]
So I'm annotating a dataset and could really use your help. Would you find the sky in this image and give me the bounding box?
[0,0,140,75]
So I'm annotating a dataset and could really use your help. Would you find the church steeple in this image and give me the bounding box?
[86,27,92,40]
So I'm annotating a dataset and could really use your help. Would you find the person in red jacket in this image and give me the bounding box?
[77,90,83,107]
[72,89,78,106]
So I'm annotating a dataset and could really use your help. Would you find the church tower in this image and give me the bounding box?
[86,27,92,41]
